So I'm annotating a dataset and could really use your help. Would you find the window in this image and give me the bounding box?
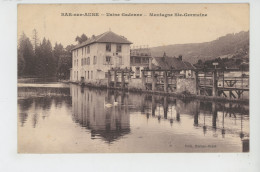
[106,43,111,52]
[87,57,90,65]
[88,71,89,79]
[87,46,90,54]
[106,56,111,63]
[81,59,83,66]
[85,71,86,79]
[142,57,149,64]
[77,49,78,56]
[116,44,121,52]
[82,48,83,56]
[93,56,97,65]
[130,57,134,64]
[135,57,141,63]
[91,71,93,79]
[136,67,140,78]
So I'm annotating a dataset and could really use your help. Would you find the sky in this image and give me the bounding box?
[18,4,249,48]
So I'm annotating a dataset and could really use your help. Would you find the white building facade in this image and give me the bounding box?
[70,31,132,83]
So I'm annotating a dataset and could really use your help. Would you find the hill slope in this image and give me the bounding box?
[150,31,249,64]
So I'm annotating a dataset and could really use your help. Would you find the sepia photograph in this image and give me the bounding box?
[17,4,250,153]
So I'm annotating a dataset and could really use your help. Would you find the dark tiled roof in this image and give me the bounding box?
[71,31,132,51]
[153,57,195,70]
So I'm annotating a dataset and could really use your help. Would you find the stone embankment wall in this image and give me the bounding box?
[128,78,144,90]
[176,78,196,94]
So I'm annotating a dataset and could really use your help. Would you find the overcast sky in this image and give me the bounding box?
[18,4,249,48]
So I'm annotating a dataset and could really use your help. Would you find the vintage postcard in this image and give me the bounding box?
[17,4,249,153]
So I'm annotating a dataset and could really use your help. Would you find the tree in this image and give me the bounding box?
[32,29,39,53]
[18,32,35,76]
[56,44,72,79]
[65,44,75,52]
[53,43,64,68]
[18,53,25,76]
[75,33,88,44]
[35,37,55,77]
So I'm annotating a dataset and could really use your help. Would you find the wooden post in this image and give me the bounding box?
[163,71,168,92]
[128,71,131,80]
[195,71,199,95]
[152,95,156,116]
[121,71,125,89]
[141,70,146,89]
[212,70,218,96]
[107,71,111,87]
[194,100,199,126]
[212,102,217,130]
[163,96,168,119]
[114,70,117,88]
[151,71,156,92]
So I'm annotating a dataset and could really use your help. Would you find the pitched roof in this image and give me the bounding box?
[153,56,196,70]
[71,31,132,51]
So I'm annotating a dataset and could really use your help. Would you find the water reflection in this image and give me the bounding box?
[69,85,249,151]
[71,85,130,143]
[18,87,72,128]
[18,84,249,152]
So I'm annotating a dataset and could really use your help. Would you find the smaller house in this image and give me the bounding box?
[151,53,196,78]
[130,46,152,78]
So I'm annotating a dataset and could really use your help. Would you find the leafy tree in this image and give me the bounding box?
[75,33,88,44]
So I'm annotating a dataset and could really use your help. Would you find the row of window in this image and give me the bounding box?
[73,56,97,66]
[73,55,123,66]
[73,70,94,80]
[73,44,122,58]
[130,57,149,64]
[104,56,123,65]
[106,43,121,52]
[73,46,90,57]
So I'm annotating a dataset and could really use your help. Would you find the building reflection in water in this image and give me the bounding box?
[70,85,130,143]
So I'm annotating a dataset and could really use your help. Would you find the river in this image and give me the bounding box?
[17,79,249,153]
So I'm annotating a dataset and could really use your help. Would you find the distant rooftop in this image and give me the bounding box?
[71,31,132,51]
[153,55,196,70]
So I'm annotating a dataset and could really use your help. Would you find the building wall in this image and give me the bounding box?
[71,43,130,82]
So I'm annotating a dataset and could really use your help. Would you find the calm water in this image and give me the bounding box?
[18,80,249,153]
